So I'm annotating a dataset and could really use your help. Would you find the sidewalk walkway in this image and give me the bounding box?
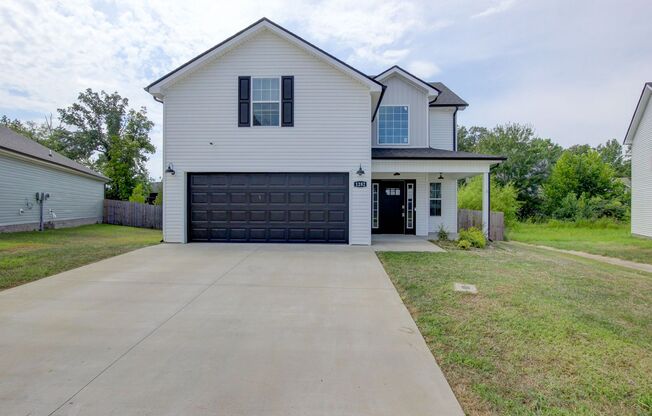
[509,241,652,274]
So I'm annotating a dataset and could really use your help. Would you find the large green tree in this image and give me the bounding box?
[55,89,155,199]
[596,138,631,177]
[458,123,563,218]
[543,149,628,220]
[2,90,155,200]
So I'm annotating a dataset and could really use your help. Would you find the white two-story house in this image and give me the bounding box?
[146,18,504,244]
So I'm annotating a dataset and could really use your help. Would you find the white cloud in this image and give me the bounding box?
[1,0,651,177]
[406,60,441,79]
[471,0,517,19]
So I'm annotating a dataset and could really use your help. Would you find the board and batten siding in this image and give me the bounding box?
[372,75,429,148]
[631,98,652,238]
[161,29,372,244]
[0,151,104,230]
[429,108,455,150]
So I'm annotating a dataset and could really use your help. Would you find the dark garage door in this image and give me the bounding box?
[188,173,349,243]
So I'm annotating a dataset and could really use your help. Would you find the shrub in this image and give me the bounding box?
[458,227,486,248]
[457,239,472,250]
[437,224,449,241]
[458,176,521,227]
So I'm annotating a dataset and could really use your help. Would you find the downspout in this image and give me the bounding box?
[487,171,492,242]
[452,106,459,151]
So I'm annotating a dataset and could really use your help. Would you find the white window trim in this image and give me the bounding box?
[406,182,414,229]
[251,76,281,128]
[377,105,410,145]
[429,182,442,217]
[372,182,379,229]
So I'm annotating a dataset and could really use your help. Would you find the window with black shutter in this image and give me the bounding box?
[281,76,294,127]
[238,76,250,127]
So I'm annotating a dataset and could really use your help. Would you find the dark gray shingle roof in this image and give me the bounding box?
[0,126,108,181]
[372,147,505,161]
[428,82,468,107]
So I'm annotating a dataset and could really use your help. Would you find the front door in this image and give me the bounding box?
[372,180,416,234]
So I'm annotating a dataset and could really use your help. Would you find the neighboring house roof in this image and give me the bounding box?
[145,17,384,98]
[428,82,469,108]
[373,65,440,99]
[0,126,108,181]
[624,82,652,145]
[372,147,505,161]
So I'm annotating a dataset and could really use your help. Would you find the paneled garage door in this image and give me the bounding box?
[188,173,349,243]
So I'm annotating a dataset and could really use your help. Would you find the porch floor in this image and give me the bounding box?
[371,235,445,252]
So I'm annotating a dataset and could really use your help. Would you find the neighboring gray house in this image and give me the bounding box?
[0,126,107,232]
[624,82,652,238]
[146,18,504,244]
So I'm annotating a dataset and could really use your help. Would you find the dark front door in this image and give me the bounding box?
[372,180,416,235]
[188,173,349,243]
[376,181,405,234]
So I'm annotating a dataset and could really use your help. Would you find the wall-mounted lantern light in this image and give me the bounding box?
[356,164,365,176]
[438,172,444,180]
[165,163,176,176]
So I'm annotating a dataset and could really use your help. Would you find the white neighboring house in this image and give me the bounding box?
[0,126,107,232]
[146,18,504,244]
[624,82,652,238]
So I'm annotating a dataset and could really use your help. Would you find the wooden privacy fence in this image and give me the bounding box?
[458,209,505,241]
[103,200,162,229]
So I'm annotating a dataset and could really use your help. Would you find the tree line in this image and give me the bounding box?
[1,89,158,203]
[457,124,630,225]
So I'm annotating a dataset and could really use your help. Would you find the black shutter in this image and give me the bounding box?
[281,76,294,127]
[238,76,250,127]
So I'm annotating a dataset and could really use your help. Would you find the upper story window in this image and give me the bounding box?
[252,77,280,126]
[378,106,409,144]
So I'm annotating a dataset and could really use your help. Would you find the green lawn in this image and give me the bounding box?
[507,222,652,265]
[378,244,652,415]
[0,224,161,290]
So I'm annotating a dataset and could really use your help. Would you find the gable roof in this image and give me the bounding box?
[428,82,468,108]
[145,17,384,98]
[0,126,108,181]
[373,65,440,99]
[624,82,652,145]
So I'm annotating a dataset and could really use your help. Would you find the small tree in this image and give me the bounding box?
[458,176,521,226]
[128,183,147,204]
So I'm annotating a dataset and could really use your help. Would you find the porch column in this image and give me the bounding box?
[482,171,490,237]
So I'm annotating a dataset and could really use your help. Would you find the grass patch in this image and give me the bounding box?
[508,222,652,265]
[0,224,161,290]
[378,245,652,415]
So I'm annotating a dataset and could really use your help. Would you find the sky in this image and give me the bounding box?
[1,0,651,178]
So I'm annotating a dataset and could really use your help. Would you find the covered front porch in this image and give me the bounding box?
[371,148,504,239]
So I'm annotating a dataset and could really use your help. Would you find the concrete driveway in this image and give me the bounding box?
[0,243,463,416]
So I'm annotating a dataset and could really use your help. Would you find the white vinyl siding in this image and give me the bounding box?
[429,108,455,150]
[162,29,372,244]
[372,75,429,147]
[631,98,652,237]
[0,152,104,228]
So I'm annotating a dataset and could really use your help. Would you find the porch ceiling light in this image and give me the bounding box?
[393,172,400,176]
[438,172,444,180]
[356,164,365,176]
